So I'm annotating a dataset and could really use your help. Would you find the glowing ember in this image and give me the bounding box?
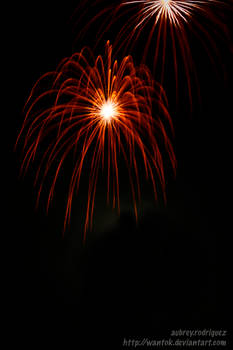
[100,101,117,122]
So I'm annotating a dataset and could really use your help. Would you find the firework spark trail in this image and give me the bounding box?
[16,41,176,241]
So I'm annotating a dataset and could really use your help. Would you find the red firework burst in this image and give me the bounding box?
[75,0,230,106]
[16,41,176,241]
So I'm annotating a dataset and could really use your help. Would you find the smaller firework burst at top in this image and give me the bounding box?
[77,0,229,107]
[121,0,228,102]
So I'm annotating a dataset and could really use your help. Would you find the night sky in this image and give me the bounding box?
[9,0,232,346]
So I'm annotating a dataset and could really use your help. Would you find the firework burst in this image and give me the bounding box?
[120,0,229,102]
[16,41,176,241]
[76,0,229,106]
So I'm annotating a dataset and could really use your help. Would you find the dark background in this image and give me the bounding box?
[8,0,232,346]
